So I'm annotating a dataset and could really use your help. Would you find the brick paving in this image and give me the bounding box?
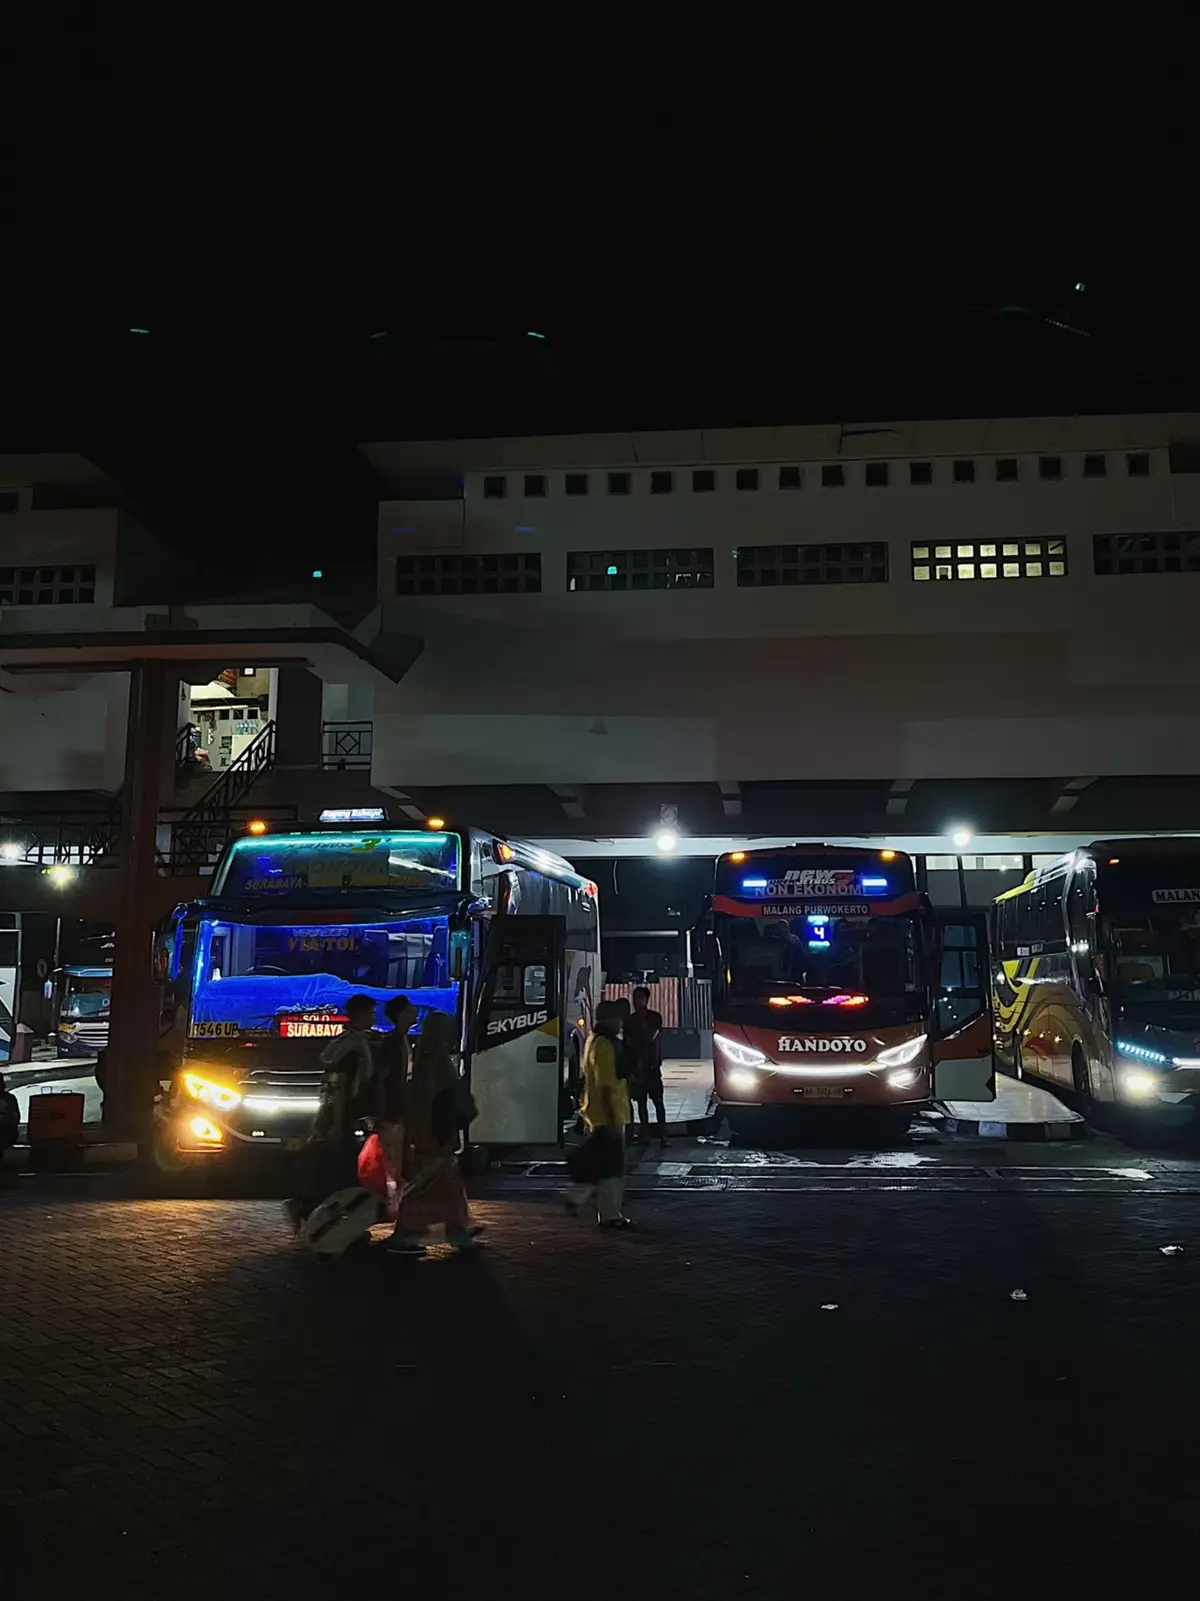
[3,1177,1200,1597]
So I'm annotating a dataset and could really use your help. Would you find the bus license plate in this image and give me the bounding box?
[798,1086,845,1099]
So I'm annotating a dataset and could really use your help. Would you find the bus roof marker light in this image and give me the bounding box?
[880,849,896,861]
[730,851,746,863]
[426,817,446,830]
[742,877,768,889]
[247,820,268,836]
[862,876,888,890]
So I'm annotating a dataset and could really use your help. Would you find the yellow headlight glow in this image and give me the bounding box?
[183,1074,243,1112]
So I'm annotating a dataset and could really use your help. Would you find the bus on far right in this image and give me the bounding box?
[993,838,1200,1120]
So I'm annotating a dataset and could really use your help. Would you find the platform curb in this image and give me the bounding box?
[939,1113,1088,1141]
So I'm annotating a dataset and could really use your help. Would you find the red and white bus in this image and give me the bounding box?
[698,844,995,1132]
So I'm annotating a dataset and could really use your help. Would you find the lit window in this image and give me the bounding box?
[913,540,1067,581]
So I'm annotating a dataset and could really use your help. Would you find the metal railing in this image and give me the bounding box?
[322,720,373,771]
[160,804,299,873]
[168,721,276,869]
[0,810,123,868]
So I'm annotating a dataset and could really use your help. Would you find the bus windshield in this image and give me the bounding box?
[64,986,110,1019]
[720,912,923,1000]
[211,832,460,897]
[189,914,459,1036]
[1110,908,1200,1018]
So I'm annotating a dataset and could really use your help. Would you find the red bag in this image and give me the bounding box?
[357,1133,390,1198]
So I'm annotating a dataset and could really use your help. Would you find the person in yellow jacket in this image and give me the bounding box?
[564,1000,635,1229]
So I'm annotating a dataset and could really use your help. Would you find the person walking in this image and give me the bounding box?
[285,992,377,1233]
[388,1011,480,1255]
[626,985,667,1147]
[373,994,417,1185]
[564,999,634,1229]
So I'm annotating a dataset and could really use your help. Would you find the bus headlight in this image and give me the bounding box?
[726,1068,760,1093]
[183,1073,243,1112]
[714,1034,767,1069]
[887,1067,919,1089]
[874,1034,928,1069]
[1121,1071,1159,1099]
[187,1116,225,1144]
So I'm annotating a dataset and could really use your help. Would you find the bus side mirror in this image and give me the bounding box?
[449,929,469,982]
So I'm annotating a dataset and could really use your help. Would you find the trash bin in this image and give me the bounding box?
[9,1023,34,1065]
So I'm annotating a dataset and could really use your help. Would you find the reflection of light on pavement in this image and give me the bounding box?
[14,1075,103,1130]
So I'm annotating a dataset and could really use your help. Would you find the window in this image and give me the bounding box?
[607,472,631,495]
[483,475,507,499]
[737,543,888,587]
[995,458,1019,482]
[909,461,933,486]
[1127,451,1151,478]
[692,469,716,493]
[865,461,889,487]
[821,464,845,488]
[524,473,547,498]
[1083,453,1107,479]
[736,468,759,492]
[395,553,541,595]
[1168,441,1200,474]
[1093,531,1200,575]
[650,470,674,495]
[911,539,1067,581]
[567,548,714,591]
[953,459,975,484]
[1038,455,1063,480]
[0,564,97,605]
[565,473,588,496]
[0,492,18,514]
[778,466,802,490]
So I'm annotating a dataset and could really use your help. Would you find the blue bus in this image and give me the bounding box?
[154,823,600,1163]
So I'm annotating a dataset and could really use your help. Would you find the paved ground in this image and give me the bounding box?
[3,1161,1200,1598]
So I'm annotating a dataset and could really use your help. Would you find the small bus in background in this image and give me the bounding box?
[154,821,600,1165]
[53,964,113,1058]
[697,844,995,1133]
[993,837,1200,1119]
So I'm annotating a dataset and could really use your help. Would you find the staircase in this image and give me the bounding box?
[167,720,276,871]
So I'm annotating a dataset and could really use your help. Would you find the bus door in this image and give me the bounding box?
[931,910,996,1103]
[468,915,567,1145]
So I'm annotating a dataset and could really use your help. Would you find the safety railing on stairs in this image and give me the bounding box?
[167,721,276,870]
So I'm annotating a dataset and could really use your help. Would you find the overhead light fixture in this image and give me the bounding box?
[654,829,679,853]
[0,841,23,862]
[46,863,76,886]
[950,826,974,852]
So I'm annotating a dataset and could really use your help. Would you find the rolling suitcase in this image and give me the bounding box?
[302,1186,380,1259]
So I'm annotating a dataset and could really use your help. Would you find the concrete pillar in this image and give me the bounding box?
[273,666,324,767]
[105,662,178,1143]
